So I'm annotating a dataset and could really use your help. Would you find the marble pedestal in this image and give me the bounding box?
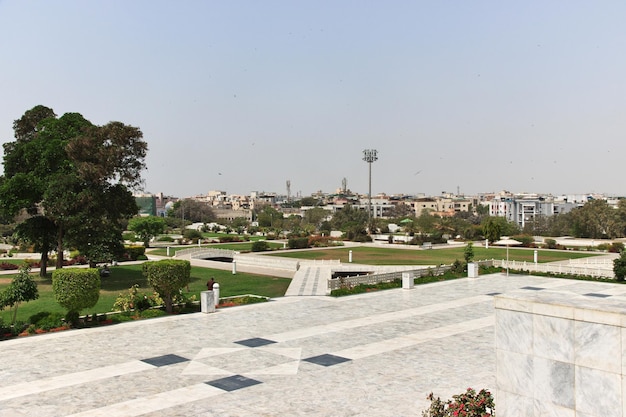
[201,291,215,313]
[402,271,414,289]
[495,290,626,417]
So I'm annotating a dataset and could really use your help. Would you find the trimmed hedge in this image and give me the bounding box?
[52,268,101,318]
[142,259,191,313]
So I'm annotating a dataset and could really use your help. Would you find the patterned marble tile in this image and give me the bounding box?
[141,354,189,367]
[205,375,262,392]
[303,353,351,367]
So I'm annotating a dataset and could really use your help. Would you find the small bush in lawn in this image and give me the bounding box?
[251,240,269,252]
[288,237,309,249]
[29,312,64,330]
[183,229,202,242]
[139,309,167,319]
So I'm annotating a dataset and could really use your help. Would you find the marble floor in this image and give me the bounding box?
[1,273,624,417]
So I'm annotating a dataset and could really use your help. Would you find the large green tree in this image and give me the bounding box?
[168,199,216,224]
[0,106,147,270]
[128,216,166,247]
[570,199,621,239]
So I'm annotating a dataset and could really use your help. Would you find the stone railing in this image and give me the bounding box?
[327,260,496,291]
[232,254,300,271]
[175,248,237,259]
[299,259,341,266]
[496,259,614,279]
[328,265,455,291]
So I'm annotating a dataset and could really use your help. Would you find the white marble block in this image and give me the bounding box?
[201,291,215,313]
[495,290,626,417]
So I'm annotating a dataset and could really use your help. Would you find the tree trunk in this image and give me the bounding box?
[56,225,64,270]
[39,251,48,277]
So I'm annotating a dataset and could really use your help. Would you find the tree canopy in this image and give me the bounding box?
[128,216,166,247]
[0,106,147,272]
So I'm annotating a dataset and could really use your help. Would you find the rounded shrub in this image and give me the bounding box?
[251,240,269,252]
[52,268,101,320]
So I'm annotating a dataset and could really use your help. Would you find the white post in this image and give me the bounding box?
[485,239,489,249]
[402,271,414,289]
[534,250,538,264]
[349,250,353,263]
[506,245,510,277]
[167,246,170,256]
[232,261,237,274]
[201,291,215,313]
[213,283,220,307]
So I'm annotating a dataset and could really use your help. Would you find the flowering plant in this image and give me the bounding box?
[422,388,495,417]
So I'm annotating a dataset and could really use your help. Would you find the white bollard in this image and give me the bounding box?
[201,291,215,313]
[232,261,237,274]
[402,271,414,289]
[213,283,220,307]
[534,250,538,264]
[349,250,353,263]
[467,262,478,278]
[167,246,170,256]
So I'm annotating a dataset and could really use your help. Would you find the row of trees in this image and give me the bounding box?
[133,197,626,245]
[0,106,148,274]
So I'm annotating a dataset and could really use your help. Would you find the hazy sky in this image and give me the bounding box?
[1,1,625,198]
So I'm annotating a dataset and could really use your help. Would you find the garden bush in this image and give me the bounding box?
[142,259,191,313]
[120,246,146,261]
[219,235,243,243]
[0,262,19,270]
[29,311,64,330]
[511,234,535,247]
[251,240,269,252]
[183,229,203,242]
[544,238,558,249]
[288,237,309,249]
[422,387,495,417]
[52,268,101,322]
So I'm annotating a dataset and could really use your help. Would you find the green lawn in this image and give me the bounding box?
[267,246,598,265]
[0,244,604,324]
[0,264,291,324]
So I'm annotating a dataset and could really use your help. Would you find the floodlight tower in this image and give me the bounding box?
[362,149,378,231]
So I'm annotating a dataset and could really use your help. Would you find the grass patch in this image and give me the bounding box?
[0,264,291,324]
[269,246,597,265]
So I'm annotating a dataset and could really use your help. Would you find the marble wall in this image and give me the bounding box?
[495,290,626,417]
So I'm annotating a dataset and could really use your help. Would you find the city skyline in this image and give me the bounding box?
[1,2,625,198]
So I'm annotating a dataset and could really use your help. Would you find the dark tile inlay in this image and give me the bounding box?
[486,292,502,296]
[585,293,611,298]
[141,354,189,367]
[206,375,262,392]
[235,337,277,348]
[521,286,544,291]
[304,354,351,367]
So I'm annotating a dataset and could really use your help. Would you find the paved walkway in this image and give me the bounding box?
[286,264,428,296]
[3,273,625,416]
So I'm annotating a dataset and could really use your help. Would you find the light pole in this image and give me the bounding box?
[362,149,378,232]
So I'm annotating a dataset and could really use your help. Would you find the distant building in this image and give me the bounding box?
[134,194,156,216]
